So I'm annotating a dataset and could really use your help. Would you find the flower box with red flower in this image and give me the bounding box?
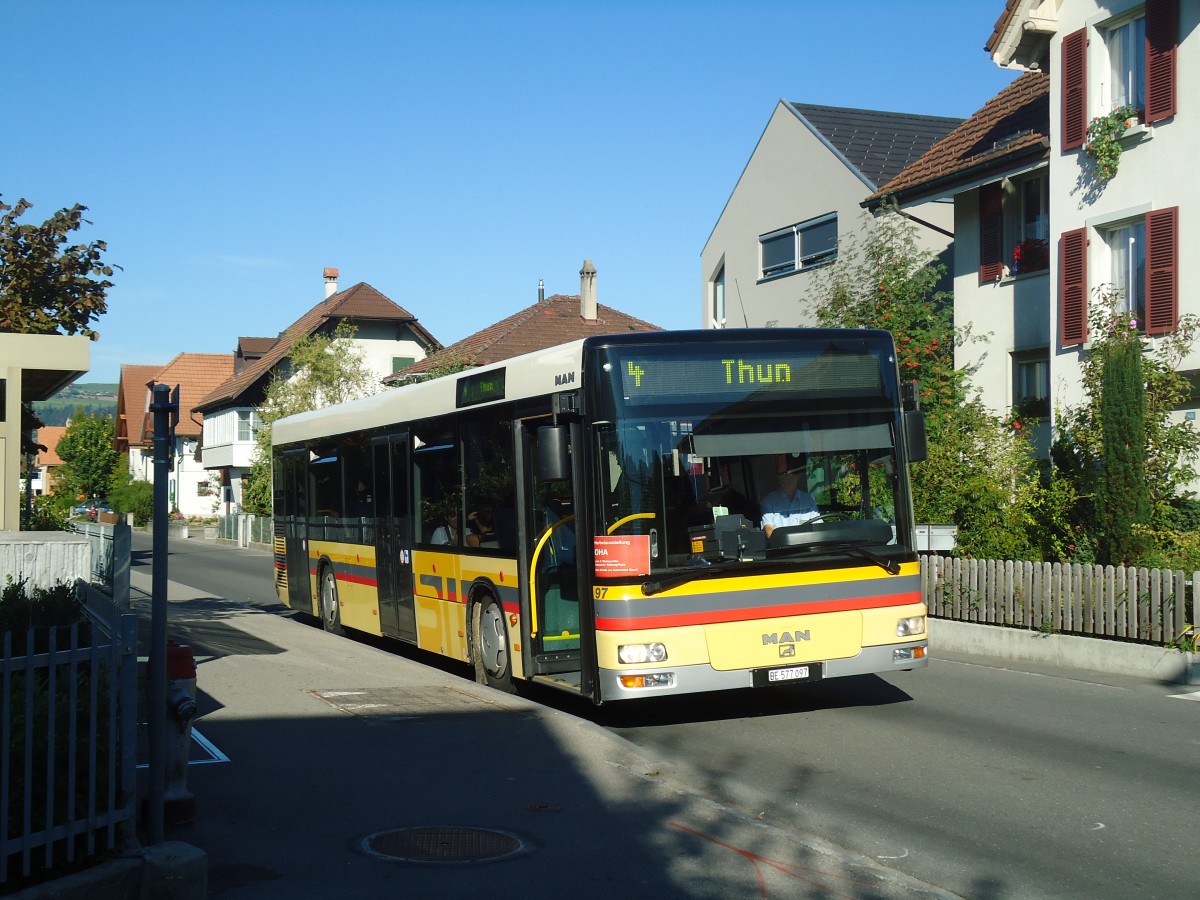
[1011,238,1048,275]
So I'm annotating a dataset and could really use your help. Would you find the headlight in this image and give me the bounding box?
[617,642,668,664]
[896,616,926,637]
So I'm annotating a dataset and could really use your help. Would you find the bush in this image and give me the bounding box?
[108,478,153,526]
[18,492,72,531]
[0,577,85,651]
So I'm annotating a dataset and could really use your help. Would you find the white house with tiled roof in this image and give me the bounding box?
[988,0,1197,419]
[115,353,234,518]
[873,0,1198,461]
[867,72,1052,451]
[194,269,441,512]
[701,102,962,330]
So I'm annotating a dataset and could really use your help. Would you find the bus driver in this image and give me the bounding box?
[760,457,819,537]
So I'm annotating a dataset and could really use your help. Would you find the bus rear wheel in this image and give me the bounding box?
[320,565,345,637]
[472,594,514,692]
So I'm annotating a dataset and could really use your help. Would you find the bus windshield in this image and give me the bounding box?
[589,335,913,577]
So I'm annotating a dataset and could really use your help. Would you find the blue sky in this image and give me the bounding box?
[4,1,1016,385]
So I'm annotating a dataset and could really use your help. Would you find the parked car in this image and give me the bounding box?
[73,498,111,520]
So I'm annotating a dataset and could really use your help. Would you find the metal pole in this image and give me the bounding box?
[146,383,175,843]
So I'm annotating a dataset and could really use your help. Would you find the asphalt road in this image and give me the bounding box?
[138,532,1200,899]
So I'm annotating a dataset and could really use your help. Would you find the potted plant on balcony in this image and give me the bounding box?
[1084,104,1138,183]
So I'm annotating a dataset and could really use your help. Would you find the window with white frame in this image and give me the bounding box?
[759,213,837,280]
[710,264,726,326]
[1104,13,1146,113]
[1014,353,1050,418]
[236,409,260,442]
[1104,219,1146,324]
[1011,172,1049,274]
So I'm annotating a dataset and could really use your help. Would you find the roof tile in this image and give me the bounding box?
[868,71,1049,203]
[787,103,964,187]
[195,282,438,411]
[400,294,661,375]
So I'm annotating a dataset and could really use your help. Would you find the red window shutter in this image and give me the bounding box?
[1145,0,1178,123]
[979,182,1004,282]
[1145,207,1178,335]
[1059,228,1088,346]
[1061,29,1088,151]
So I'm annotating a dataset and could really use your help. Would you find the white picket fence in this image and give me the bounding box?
[1,582,138,884]
[921,555,1195,644]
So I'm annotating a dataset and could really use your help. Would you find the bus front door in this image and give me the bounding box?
[522,420,591,693]
[373,434,416,642]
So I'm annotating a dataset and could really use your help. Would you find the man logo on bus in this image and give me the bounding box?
[762,630,810,647]
[555,371,576,386]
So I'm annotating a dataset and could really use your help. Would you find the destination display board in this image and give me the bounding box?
[611,347,886,407]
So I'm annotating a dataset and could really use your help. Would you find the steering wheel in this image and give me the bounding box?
[807,512,850,524]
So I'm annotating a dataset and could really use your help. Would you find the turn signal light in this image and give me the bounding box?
[893,646,927,663]
[618,673,674,689]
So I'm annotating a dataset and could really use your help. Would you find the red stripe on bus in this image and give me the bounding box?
[594,591,922,631]
[337,572,378,588]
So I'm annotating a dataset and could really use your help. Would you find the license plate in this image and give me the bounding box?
[753,663,822,688]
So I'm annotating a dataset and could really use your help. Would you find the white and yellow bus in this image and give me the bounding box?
[271,328,928,702]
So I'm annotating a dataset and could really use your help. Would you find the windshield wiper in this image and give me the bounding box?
[769,540,900,575]
[641,559,772,596]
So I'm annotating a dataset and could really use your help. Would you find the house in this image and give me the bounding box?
[0,333,90,531]
[700,102,963,330]
[114,363,161,467]
[869,0,1197,455]
[114,354,235,518]
[866,71,1052,450]
[395,261,660,379]
[28,425,67,496]
[990,0,1196,420]
[194,269,441,511]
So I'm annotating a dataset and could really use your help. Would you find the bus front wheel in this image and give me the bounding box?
[320,565,345,637]
[472,594,514,693]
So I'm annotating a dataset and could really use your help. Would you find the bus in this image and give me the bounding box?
[271,328,929,702]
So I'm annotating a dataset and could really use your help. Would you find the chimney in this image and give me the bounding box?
[324,267,339,298]
[538,278,545,303]
[579,259,597,321]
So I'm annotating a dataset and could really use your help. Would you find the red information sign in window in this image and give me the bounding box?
[593,535,651,577]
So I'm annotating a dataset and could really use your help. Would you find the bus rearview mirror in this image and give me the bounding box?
[905,410,928,463]
[537,425,570,481]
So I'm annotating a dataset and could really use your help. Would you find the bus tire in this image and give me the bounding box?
[471,594,514,693]
[319,564,345,637]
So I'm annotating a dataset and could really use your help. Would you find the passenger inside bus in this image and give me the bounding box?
[466,508,498,548]
[431,509,459,545]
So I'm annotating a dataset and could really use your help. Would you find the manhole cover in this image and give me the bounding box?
[362,826,525,864]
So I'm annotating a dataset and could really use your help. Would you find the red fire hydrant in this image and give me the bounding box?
[164,641,198,824]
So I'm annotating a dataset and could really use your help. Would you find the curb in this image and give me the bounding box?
[6,842,205,900]
[931,618,1200,684]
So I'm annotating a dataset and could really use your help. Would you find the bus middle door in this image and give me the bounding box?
[281,448,313,614]
[373,434,416,642]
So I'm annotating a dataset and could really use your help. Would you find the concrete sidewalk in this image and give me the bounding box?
[91,569,959,900]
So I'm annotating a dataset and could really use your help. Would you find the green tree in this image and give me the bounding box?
[241,323,380,515]
[0,197,116,336]
[1053,291,1200,568]
[1096,320,1149,564]
[54,413,118,501]
[810,208,1041,559]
